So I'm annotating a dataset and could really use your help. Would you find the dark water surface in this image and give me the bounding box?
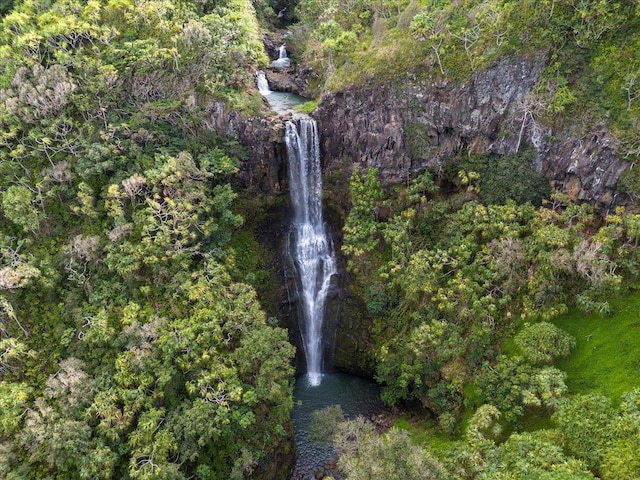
[291,373,383,479]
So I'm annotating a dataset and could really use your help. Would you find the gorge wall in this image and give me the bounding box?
[210,53,632,378]
[314,54,630,212]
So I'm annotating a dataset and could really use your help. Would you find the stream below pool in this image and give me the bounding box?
[290,373,383,479]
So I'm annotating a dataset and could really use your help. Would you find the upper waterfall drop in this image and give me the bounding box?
[271,44,291,68]
[285,117,337,387]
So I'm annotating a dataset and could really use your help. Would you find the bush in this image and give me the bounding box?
[446,150,551,206]
[515,322,577,365]
[309,405,345,444]
[334,419,443,480]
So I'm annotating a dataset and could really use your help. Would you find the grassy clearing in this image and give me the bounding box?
[392,414,459,456]
[552,289,640,401]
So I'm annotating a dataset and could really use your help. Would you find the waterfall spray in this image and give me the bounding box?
[285,117,336,386]
[271,44,291,68]
[256,71,271,95]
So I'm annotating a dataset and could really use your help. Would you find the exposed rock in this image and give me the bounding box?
[207,100,288,194]
[263,32,288,61]
[263,32,319,98]
[314,54,631,212]
[544,130,630,209]
[265,65,318,98]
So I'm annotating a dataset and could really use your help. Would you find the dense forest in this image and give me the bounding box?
[0,0,639,479]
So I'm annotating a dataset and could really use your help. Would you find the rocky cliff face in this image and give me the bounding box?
[314,54,630,212]
[208,100,288,194]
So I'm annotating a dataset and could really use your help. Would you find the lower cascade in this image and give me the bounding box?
[285,116,337,387]
[256,70,271,96]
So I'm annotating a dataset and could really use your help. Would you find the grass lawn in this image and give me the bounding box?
[552,289,640,401]
[392,414,459,456]
[394,290,640,443]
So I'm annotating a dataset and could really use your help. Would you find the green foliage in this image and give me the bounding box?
[447,150,551,206]
[0,0,12,17]
[0,0,296,477]
[514,322,577,365]
[445,388,640,480]
[477,431,596,480]
[1,185,43,233]
[600,389,640,480]
[391,414,458,454]
[618,164,640,200]
[309,405,345,444]
[552,394,615,472]
[0,381,31,435]
[296,100,319,114]
[476,356,568,423]
[341,166,384,274]
[339,158,637,432]
[334,418,443,480]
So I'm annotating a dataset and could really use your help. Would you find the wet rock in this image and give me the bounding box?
[265,66,318,98]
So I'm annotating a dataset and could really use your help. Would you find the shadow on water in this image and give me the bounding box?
[291,373,383,480]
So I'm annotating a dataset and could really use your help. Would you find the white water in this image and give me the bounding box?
[255,72,306,113]
[256,71,271,95]
[271,44,291,68]
[285,118,336,387]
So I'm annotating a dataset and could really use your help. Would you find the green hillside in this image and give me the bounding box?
[0,0,639,479]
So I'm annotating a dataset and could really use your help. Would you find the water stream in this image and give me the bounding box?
[256,71,307,113]
[285,117,337,387]
[256,71,382,479]
[271,44,291,68]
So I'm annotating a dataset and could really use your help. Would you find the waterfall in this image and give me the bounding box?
[285,117,337,387]
[256,71,271,95]
[271,44,291,68]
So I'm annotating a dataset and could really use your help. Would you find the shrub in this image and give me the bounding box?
[515,322,577,365]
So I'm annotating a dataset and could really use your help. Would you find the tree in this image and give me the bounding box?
[1,185,43,233]
[309,405,345,444]
[341,166,383,273]
[334,418,443,480]
[477,356,568,423]
[552,394,615,473]
[514,322,576,365]
[478,431,596,480]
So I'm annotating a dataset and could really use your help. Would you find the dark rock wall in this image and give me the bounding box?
[314,54,630,212]
[208,100,288,194]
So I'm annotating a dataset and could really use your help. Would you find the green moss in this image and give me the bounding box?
[295,100,319,114]
[552,290,640,401]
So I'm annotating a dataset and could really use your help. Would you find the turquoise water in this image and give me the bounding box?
[291,373,383,479]
[263,90,307,114]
